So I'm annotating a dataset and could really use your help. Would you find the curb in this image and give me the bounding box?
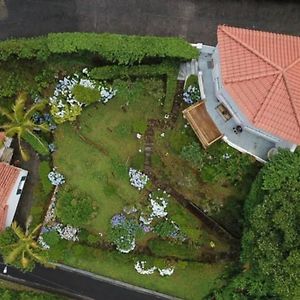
[56,263,181,300]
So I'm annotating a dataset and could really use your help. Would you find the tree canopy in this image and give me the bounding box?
[237,150,300,299]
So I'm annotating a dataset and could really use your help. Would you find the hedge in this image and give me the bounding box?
[0,32,198,64]
[90,62,178,112]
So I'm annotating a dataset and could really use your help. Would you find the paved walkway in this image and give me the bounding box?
[0,0,299,43]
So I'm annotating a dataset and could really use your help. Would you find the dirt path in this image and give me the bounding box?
[13,141,40,227]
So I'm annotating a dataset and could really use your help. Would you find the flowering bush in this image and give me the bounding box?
[128,168,149,190]
[48,169,65,186]
[134,261,175,277]
[38,236,50,250]
[149,194,168,218]
[100,86,117,104]
[109,216,138,253]
[134,261,156,275]
[52,223,79,242]
[183,85,200,104]
[158,267,175,276]
[49,68,117,123]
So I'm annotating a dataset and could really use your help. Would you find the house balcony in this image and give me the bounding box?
[186,45,277,162]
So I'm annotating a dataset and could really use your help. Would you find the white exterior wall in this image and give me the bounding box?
[211,46,297,152]
[5,169,28,228]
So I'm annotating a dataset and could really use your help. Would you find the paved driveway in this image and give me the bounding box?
[0,0,299,43]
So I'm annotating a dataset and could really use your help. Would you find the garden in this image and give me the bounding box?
[0,33,270,300]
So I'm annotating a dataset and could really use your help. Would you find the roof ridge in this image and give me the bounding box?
[253,73,283,123]
[223,70,279,84]
[282,73,300,131]
[284,56,300,72]
[220,26,282,72]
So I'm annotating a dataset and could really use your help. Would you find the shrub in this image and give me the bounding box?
[39,161,53,195]
[108,217,139,253]
[154,220,177,238]
[56,188,97,227]
[42,231,60,247]
[72,84,100,105]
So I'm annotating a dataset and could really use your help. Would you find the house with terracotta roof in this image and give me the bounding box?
[182,25,300,162]
[0,162,28,231]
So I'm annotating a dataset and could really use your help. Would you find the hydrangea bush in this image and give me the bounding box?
[183,85,201,104]
[128,168,149,190]
[134,261,175,277]
[49,68,117,123]
[48,169,65,186]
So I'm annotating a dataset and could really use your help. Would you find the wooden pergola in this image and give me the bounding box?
[183,101,223,149]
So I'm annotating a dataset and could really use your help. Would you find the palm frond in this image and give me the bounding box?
[3,126,20,138]
[28,223,42,239]
[24,99,48,119]
[18,134,30,161]
[11,221,26,240]
[5,244,24,264]
[36,123,50,132]
[26,246,54,268]
[0,107,14,122]
[13,92,27,123]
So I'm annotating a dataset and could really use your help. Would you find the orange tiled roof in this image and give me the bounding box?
[217,25,300,144]
[0,162,21,230]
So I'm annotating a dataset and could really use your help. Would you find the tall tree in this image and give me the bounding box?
[0,92,48,160]
[0,221,52,271]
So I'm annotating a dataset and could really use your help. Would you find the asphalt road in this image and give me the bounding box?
[0,0,300,43]
[0,261,169,300]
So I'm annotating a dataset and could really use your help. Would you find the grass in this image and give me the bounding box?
[152,114,260,237]
[53,78,165,234]
[50,241,225,300]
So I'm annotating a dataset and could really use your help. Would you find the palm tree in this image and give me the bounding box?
[0,92,49,161]
[1,221,53,270]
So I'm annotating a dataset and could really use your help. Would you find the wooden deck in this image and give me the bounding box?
[183,101,223,149]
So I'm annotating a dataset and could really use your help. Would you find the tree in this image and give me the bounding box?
[238,150,300,299]
[0,221,52,271]
[210,150,300,300]
[0,92,49,160]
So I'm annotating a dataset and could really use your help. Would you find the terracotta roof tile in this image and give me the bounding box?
[0,163,21,230]
[218,25,300,144]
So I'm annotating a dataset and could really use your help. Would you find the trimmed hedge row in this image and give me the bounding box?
[90,62,178,112]
[0,32,198,64]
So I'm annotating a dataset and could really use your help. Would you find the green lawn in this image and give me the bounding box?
[50,77,230,299]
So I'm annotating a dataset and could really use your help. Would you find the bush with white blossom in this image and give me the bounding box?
[49,68,117,123]
[183,85,201,104]
[128,168,149,190]
[134,261,175,277]
[48,169,65,186]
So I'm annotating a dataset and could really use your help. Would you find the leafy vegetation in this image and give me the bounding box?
[0,33,198,64]
[56,187,97,227]
[38,161,53,195]
[212,150,300,299]
[0,222,51,271]
[0,93,49,160]
[72,84,100,105]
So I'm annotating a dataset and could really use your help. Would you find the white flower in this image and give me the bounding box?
[138,149,142,153]
[48,169,65,186]
[38,236,50,250]
[128,168,149,190]
[136,133,142,139]
[158,267,175,276]
[134,261,157,275]
[160,133,165,137]
[117,238,136,253]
